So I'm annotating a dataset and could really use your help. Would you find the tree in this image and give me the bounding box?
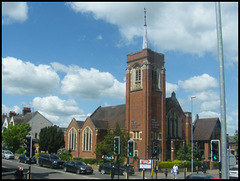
[39,125,65,153]
[95,122,130,158]
[176,142,201,161]
[2,123,31,153]
[234,130,238,159]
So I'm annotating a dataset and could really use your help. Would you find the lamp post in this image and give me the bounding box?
[191,96,196,172]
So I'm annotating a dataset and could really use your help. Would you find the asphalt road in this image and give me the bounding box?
[2,158,222,179]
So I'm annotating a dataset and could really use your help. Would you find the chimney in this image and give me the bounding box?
[22,107,31,116]
[9,111,16,118]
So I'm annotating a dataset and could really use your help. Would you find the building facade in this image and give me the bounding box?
[64,48,192,162]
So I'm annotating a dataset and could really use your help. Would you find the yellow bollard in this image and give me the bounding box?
[151,168,154,177]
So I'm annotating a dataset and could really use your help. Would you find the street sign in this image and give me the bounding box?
[139,159,152,169]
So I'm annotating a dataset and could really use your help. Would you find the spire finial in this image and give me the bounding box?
[143,8,148,49]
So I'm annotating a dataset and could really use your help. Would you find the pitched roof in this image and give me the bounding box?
[90,104,125,129]
[193,118,220,141]
[76,120,84,129]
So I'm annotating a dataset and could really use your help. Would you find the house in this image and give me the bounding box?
[2,107,53,141]
[193,116,221,168]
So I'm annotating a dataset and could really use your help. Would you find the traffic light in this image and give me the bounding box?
[128,140,135,157]
[25,135,32,157]
[114,136,120,155]
[152,142,158,158]
[211,140,220,162]
[32,140,36,157]
[194,142,198,154]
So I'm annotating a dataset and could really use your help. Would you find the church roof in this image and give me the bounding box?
[90,104,125,130]
[193,117,220,141]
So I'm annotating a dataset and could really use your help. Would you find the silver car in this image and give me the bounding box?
[229,165,238,179]
[3,150,15,159]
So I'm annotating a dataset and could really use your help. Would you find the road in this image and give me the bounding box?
[2,158,139,179]
[2,158,221,179]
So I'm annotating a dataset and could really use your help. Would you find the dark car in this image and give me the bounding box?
[186,174,214,179]
[19,153,36,164]
[63,161,93,174]
[38,153,64,169]
[99,162,134,175]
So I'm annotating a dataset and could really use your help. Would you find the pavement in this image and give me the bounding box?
[133,169,221,179]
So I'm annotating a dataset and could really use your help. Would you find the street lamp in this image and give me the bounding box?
[191,96,196,172]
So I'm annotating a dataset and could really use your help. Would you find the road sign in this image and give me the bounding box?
[139,159,152,169]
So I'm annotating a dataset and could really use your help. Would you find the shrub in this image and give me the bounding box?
[72,157,82,161]
[58,154,72,161]
[57,148,72,156]
[15,147,25,154]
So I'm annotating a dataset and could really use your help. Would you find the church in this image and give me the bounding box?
[64,9,192,162]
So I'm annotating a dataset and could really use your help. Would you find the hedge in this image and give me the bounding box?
[159,160,201,169]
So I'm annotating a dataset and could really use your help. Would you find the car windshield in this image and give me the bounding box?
[50,155,60,160]
[5,151,13,154]
[76,161,86,166]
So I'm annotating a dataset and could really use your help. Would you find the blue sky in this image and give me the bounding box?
[2,2,238,136]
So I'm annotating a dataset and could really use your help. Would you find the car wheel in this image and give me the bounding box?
[77,169,81,174]
[64,167,67,172]
[101,169,106,174]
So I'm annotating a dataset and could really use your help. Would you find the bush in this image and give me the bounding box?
[72,157,82,161]
[58,154,72,161]
[57,148,71,156]
[82,158,99,165]
[15,147,25,154]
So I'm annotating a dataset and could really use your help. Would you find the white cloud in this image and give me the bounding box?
[66,2,238,63]
[2,104,21,115]
[178,73,218,93]
[2,57,60,96]
[97,35,103,40]
[166,82,178,97]
[32,96,83,116]
[59,63,126,99]
[32,96,86,127]
[198,111,220,118]
[2,2,28,24]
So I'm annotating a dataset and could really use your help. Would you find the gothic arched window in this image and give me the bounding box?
[152,67,161,91]
[68,128,77,151]
[131,63,142,91]
[82,127,92,152]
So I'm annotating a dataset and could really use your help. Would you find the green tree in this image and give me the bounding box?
[2,123,31,153]
[95,122,130,158]
[234,130,238,159]
[39,125,65,153]
[176,142,201,161]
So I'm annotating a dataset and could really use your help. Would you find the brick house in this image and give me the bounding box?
[193,116,221,168]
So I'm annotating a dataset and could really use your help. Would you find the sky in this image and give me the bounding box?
[2,2,238,136]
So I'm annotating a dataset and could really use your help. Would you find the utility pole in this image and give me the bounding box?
[215,2,227,179]
[191,96,196,172]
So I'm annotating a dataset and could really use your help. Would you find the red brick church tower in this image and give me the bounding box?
[125,8,166,161]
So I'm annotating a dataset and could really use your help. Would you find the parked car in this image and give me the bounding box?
[19,153,36,164]
[2,150,7,158]
[229,165,238,179]
[186,173,214,179]
[63,161,93,174]
[3,150,15,159]
[38,153,64,168]
[98,162,134,175]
